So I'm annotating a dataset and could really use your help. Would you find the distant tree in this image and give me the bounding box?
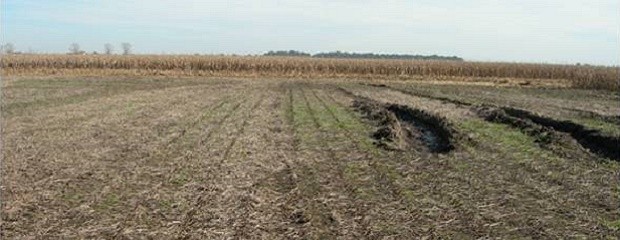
[104,43,114,54]
[263,50,311,57]
[121,42,132,55]
[312,51,463,61]
[2,43,15,54]
[69,43,81,54]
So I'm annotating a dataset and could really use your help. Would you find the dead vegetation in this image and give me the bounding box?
[1,76,620,238]
[2,54,618,89]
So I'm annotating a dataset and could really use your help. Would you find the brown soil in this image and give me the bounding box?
[2,76,619,238]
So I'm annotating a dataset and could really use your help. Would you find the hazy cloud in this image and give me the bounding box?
[3,0,618,64]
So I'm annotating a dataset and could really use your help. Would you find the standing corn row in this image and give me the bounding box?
[1,54,617,89]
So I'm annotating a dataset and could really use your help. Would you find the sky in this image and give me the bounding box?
[1,0,619,65]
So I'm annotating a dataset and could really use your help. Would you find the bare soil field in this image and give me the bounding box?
[1,76,619,238]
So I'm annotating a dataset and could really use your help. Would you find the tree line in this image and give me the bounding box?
[264,50,463,61]
[2,44,460,61]
[1,42,132,55]
[68,43,132,55]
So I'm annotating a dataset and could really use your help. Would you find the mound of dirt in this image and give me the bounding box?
[501,107,620,161]
[352,98,455,153]
[476,107,556,146]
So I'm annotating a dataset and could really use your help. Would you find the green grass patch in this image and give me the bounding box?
[170,170,191,186]
[290,90,321,148]
[343,163,377,201]
[573,117,620,136]
[96,194,121,211]
[604,219,620,231]
[60,191,84,206]
[3,78,209,116]
[320,96,380,155]
[458,119,563,165]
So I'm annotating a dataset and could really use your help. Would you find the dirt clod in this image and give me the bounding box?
[291,210,310,224]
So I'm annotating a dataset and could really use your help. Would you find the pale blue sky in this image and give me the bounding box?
[2,0,618,65]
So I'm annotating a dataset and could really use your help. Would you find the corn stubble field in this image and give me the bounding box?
[1,55,620,238]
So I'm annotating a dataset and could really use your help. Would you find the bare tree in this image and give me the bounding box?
[69,43,81,54]
[121,42,132,55]
[2,43,15,54]
[104,43,114,55]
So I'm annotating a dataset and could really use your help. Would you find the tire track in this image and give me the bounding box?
[197,98,246,146]
[266,85,300,192]
[308,87,383,233]
[221,85,302,238]
[287,87,300,153]
[165,95,231,146]
[112,90,238,230]
[5,82,215,117]
[300,88,322,129]
[310,88,363,148]
[312,85,425,236]
[366,83,619,160]
[311,87,417,230]
[180,88,268,238]
[260,85,307,237]
[295,86,360,238]
[346,84,620,234]
[218,92,268,239]
[7,84,230,237]
[269,85,299,193]
[177,95,249,233]
[220,93,267,163]
[281,85,300,187]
